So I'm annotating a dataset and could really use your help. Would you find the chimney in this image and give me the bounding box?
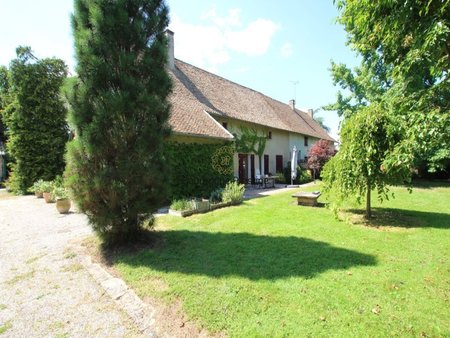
[166,29,175,70]
[289,99,295,111]
[307,108,314,118]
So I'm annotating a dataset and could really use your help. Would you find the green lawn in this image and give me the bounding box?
[113,181,450,337]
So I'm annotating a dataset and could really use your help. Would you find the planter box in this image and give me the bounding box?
[210,201,232,210]
[168,209,195,217]
[193,199,210,213]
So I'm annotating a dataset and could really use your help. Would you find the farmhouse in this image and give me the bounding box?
[166,31,334,184]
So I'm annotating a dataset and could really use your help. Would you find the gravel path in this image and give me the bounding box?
[0,193,146,337]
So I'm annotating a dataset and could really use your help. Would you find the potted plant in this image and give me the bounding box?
[53,186,71,214]
[31,179,45,198]
[41,181,55,203]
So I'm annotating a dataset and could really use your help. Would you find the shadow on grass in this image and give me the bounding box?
[112,230,376,281]
[344,208,450,229]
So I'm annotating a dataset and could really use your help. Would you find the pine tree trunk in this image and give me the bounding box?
[366,181,371,219]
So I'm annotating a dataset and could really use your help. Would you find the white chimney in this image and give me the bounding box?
[289,99,295,111]
[307,108,314,118]
[166,29,175,70]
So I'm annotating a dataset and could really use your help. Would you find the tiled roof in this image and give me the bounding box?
[168,59,334,141]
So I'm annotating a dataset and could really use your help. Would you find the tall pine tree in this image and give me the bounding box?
[67,0,172,244]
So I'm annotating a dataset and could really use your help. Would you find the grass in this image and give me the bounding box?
[6,270,35,285]
[108,181,449,337]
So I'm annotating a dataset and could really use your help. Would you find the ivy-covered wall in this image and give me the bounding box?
[165,141,234,199]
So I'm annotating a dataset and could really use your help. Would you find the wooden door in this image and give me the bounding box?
[264,155,269,175]
[276,155,283,173]
[238,154,248,184]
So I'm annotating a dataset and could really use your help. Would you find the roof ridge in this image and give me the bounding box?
[175,58,294,110]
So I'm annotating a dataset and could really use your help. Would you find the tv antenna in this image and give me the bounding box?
[290,80,299,101]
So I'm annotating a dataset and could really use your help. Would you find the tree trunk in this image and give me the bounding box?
[258,156,262,176]
[366,181,371,219]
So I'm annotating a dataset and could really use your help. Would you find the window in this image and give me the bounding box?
[268,131,272,139]
[222,122,228,130]
[304,136,309,146]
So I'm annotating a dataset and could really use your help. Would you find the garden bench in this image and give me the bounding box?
[292,191,321,206]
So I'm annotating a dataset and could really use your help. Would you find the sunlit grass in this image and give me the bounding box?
[113,181,450,337]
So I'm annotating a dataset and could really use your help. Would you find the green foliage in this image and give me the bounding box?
[30,179,45,193]
[209,188,224,203]
[332,0,450,172]
[233,126,267,170]
[40,180,54,193]
[67,0,172,244]
[283,162,312,185]
[1,47,68,194]
[52,186,69,200]
[322,104,411,217]
[222,181,245,204]
[170,199,194,211]
[165,142,233,199]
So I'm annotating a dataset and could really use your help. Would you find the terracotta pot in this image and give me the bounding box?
[43,192,54,203]
[56,198,71,214]
[35,191,43,198]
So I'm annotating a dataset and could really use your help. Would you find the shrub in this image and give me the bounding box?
[52,186,69,200]
[2,47,68,194]
[165,142,234,200]
[222,181,245,204]
[283,162,304,185]
[170,199,194,211]
[209,188,224,204]
[40,180,54,193]
[275,172,285,184]
[30,179,45,193]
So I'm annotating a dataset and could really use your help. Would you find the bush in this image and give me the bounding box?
[275,172,285,184]
[170,199,195,211]
[52,186,69,200]
[283,162,303,184]
[165,142,234,200]
[2,47,68,194]
[30,179,45,193]
[222,181,245,204]
[40,180,54,193]
[209,188,224,203]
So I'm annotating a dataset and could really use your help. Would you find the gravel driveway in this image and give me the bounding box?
[0,193,145,337]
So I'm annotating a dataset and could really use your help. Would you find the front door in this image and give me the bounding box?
[238,154,248,184]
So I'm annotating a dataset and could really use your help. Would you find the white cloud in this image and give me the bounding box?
[280,42,294,58]
[168,9,278,71]
[226,19,279,56]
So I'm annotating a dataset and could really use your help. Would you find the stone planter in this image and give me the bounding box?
[168,209,195,217]
[210,201,232,210]
[35,191,43,198]
[56,198,71,214]
[43,192,54,203]
[193,199,210,213]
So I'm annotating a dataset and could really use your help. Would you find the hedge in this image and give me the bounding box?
[165,142,234,199]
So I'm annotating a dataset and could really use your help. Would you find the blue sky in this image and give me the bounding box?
[0,0,360,140]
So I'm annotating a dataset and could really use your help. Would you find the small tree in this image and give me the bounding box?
[322,104,410,219]
[66,0,172,244]
[307,139,335,179]
[234,126,267,174]
[1,47,68,194]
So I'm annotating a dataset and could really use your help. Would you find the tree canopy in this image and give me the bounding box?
[323,0,449,217]
[1,47,68,193]
[66,0,172,244]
